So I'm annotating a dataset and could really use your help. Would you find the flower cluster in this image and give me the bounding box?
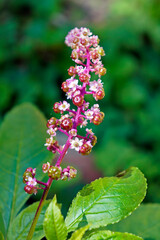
[23,168,38,194]
[42,162,77,181]
[45,27,106,157]
[23,27,106,195]
[23,164,77,194]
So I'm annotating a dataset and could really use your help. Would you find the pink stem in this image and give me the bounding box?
[36,180,48,186]
[58,128,70,136]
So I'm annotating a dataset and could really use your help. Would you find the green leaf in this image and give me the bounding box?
[69,225,89,240]
[43,195,67,240]
[0,211,5,237]
[8,200,50,240]
[109,204,160,240]
[0,103,53,238]
[83,230,143,240]
[0,232,4,240]
[65,167,147,232]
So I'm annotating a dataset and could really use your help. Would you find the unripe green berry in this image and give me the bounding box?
[98,47,105,56]
[48,166,61,180]
[23,171,32,183]
[69,167,77,178]
[61,174,68,181]
[79,143,92,155]
[71,50,78,60]
[99,67,106,76]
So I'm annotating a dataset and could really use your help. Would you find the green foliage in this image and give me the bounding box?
[0,0,160,203]
[43,195,67,240]
[0,232,4,240]
[0,103,53,238]
[93,0,160,203]
[69,225,89,240]
[0,212,5,238]
[109,204,160,240]
[83,230,143,240]
[65,167,147,232]
[95,140,158,178]
[0,0,160,238]
[7,200,50,240]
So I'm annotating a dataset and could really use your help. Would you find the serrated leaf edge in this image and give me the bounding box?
[83,229,143,240]
[65,167,147,232]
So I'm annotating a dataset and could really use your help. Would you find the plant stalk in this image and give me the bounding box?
[26,177,53,240]
[27,47,91,239]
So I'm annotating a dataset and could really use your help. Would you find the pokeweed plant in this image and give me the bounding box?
[0,28,148,240]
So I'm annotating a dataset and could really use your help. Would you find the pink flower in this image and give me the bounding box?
[27,177,37,187]
[86,128,94,136]
[47,128,57,137]
[69,129,77,136]
[84,110,94,120]
[70,137,83,151]
[91,104,100,113]
[89,79,103,92]
[67,79,79,91]
[59,101,70,111]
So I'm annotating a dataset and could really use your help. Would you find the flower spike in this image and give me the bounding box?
[24,27,106,194]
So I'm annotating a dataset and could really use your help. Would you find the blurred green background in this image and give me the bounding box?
[0,0,160,212]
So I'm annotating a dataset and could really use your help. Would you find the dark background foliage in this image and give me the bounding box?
[0,0,160,214]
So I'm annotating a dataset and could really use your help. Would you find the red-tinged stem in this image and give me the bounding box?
[76,134,87,140]
[55,135,72,166]
[27,135,72,239]
[58,127,70,136]
[27,41,92,240]
[36,180,48,186]
[67,109,76,114]
[26,177,53,240]
[85,91,93,95]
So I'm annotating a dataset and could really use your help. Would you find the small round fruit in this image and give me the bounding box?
[69,167,77,178]
[23,171,32,183]
[47,117,57,128]
[79,143,92,155]
[53,102,60,113]
[68,66,75,76]
[61,82,69,92]
[60,117,73,131]
[79,73,90,83]
[91,50,99,60]
[89,135,97,146]
[71,50,78,60]
[99,67,106,76]
[72,95,84,107]
[92,112,105,125]
[24,185,35,194]
[80,38,88,45]
[48,166,61,180]
[95,88,105,100]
